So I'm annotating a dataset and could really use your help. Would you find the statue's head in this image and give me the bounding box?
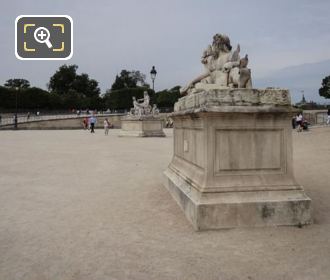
[212,34,232,57]
[132,96,136,101]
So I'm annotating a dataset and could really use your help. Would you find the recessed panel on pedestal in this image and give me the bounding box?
[214,128,285,175]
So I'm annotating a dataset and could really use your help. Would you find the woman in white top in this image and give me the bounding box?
[296,113,303,132]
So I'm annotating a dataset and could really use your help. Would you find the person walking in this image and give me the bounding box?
[327,108,330,125]
[89,114,97,133]
[104,118,110,135]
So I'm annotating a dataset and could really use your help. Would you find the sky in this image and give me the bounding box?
[1,0,330,101]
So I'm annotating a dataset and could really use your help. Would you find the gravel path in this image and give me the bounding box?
[0,128,329,280]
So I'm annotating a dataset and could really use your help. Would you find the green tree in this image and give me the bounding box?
[20,87,50,110]
[0,86,15,109]
[130,70,147,87]
[48,64,101,110]
[48,64,100,97]
[0,86,51,110]
[48,64,77,94]
[72,73,100,98]
[156,86,181,108]
[111,70,148,90]
[319,75,330,99]
[4,78,30,89]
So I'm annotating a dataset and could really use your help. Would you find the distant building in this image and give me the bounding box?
[295,94,326,110]
[295,94,307,107]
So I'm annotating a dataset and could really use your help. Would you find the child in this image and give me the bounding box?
[82,117,88,130]
[104,118,110,135]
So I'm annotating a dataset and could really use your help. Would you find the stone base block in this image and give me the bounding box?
[119,130,165,137]
[119,118,165,137]
[163,168,312,230]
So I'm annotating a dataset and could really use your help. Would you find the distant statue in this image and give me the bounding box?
[130,91,154,117]
[181,33,252,95]
[132,96,142,116]
[152,104,159,115]
[138,91,150,109]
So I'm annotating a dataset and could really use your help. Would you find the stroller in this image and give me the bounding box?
[297,119,309,132]
[301,120,309,131]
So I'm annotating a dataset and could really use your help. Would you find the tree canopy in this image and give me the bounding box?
[0,66,181,112]
[4,79,30,89]
[156,86,181,108]
[319,75,330,99]
[111,70,148,90]
[48,64,100,97]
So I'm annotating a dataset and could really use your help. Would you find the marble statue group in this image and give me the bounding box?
[120,90,164,137]
[130,91,159,117]
[163,33,312,230]
[181,33,252,95]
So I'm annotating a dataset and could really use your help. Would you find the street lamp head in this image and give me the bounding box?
[150,66,157,81]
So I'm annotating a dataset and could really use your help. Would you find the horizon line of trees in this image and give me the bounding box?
[0,65,181,112]
[3,65,328,113]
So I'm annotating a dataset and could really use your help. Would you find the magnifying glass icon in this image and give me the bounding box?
[34,27,53,48]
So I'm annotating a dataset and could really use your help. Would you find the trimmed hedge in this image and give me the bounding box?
[103,87,155,110]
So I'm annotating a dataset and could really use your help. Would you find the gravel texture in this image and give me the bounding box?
[0,128,329,280]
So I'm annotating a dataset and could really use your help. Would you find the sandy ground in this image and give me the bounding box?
[0,127,330,280]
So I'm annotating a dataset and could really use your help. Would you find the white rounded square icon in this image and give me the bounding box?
[15,15,73,60]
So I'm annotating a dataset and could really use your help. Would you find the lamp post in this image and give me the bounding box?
[150,66,157,91]
[14,87,18,129]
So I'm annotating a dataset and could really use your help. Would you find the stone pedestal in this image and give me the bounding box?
[163,89,312,230]
[119,116,165,137]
